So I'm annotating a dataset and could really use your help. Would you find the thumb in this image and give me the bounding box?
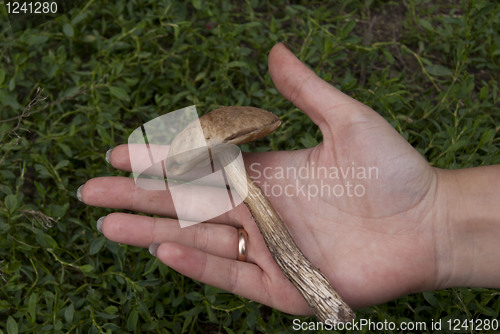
[268,43,365,129]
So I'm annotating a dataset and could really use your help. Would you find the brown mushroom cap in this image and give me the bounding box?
[201,106,281,146]
[166,106,281,175]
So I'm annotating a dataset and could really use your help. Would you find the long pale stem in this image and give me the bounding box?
[221,153,355,323]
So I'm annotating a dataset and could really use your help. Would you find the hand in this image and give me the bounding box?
[79,43,454,316]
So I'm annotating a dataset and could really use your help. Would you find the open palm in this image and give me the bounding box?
[80,43,444,316]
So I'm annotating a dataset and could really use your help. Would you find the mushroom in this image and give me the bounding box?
[166,106,355,323]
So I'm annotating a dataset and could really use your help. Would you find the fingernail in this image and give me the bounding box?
[105,148,113,164]
[76,184,84,202]
[96,216,105,233]
[149,243,160,257]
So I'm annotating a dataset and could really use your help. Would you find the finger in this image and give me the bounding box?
[98,213,257,261]
[109,144,219,181]
[154,242,306,314]
[79,176,252,226]
[109,144,256,178]
[107,144,144,173]
[268,43,368,130]
[120,143,170,176]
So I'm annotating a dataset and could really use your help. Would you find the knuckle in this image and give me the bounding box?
[193,224,209,251]
[226,260,239,293]
[196,252,209,282]
[287,72,312,105]
[148,217,158,244]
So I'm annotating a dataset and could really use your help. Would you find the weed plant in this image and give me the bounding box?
[0,0,499,333]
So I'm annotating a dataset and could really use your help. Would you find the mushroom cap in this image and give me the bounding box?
[166,106,281,175]
[200,106,281,146]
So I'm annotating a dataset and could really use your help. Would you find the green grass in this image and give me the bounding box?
[1,0,499,333]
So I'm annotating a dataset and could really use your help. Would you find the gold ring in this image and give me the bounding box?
[237,228,248,262]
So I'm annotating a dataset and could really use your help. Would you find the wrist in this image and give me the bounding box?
[433,166,500,289]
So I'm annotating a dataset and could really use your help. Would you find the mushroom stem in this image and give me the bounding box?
[219,153,355,323]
